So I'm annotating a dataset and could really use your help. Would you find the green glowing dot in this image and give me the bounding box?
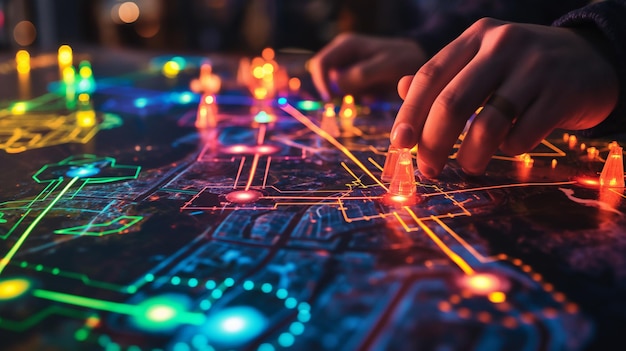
[211,289,223,299]
[296,100,321,111]
[278,333,295,347]
[289,322,304,335]
[127,286,137,294]
[275,288,288,300]
[188,278,198,287]
[20,261,27,268]
[284,297,297,309]
[261,283,272,293]
[173,342,190,351]
[51,268,60,275]
[145,274,155,282]
[223,277,235,287]
[171,276,181,285]
[258,343,275,351]
[105,342,121,351]
[243,281,254,290]
[74,328,88,341]
[35,264,43,271]
[205,280,216,289]
[298,302,311,311]
[200,299,212,310]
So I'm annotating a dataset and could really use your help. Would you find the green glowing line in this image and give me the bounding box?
[0,209,31,240]
[0,305,90,332]
[33,289,206,325]
[0,177,79,275]
[54,215,143,236]
[159,188,198,194]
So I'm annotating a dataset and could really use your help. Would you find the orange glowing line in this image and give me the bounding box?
[281,103,388,191]
[421,181,577,198]
[262,156,271,189]
[233,157,246,189]
[368,157,384,172]
[341,162,364,187]
[431,216,502,263]
[257,124,267,145]
[245,154,260,191]
[406,208,475,275]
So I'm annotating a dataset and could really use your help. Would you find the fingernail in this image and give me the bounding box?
[391,123,415,148]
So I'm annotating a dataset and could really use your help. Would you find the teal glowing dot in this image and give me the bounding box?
[243,281,254,291]
[258,343,275,351]
[223,277,235,287]
[278,333,295,348]
[134,98,148,109]
[145,274,155,282]
[296,100,321,111]
[205,280,216,289]
[297,302,311,311]
[171,276,181,286]
[171,56,187,69]
[105,343,121,351]
[131,294,190,332]
[178,92,194,104]
[127,346,141,351]
[261,283,272,293]
[277,97,287,105]
[297,311,311,323]
[254,111,273,124]
[211,289,223,299]
[284,297,297,309]
[51,268,60,275]
[173,342,190,351]
[74,328,88,341]
[66,166,100,178]
[200,299,212,310]
[188,278,198,287]
[192,334,208,349]
[275,288,288,299]
[98,335,111,347]
[126,286,137,294]
[290,321,304,335]
[203,306,267,348]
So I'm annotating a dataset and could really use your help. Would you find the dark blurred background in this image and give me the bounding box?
[0,0,427,54]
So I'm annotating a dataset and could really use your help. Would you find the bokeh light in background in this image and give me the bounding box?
[111,1,140,24]
[13,20,36,46]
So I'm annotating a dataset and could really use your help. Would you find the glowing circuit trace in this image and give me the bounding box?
[600,144,625,188]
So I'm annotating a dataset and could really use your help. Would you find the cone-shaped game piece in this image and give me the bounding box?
[320,103,340,138]
[600,144,625,188]
[195,94,218,129]
[381,145,399,182]
[388,148,416,197]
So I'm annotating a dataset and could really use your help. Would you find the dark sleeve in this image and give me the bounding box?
[406,0,589,57]
[553,0,626,137]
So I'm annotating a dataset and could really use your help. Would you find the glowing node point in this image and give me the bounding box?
[66,165,100,178]
[487,291,507,303]
[551,159,557,169]
[319,103,340,138]
[254,145,280,155]
[11,102,27,115]
[600,144,625,188]
[203,306,267,348]
[388,148,416,198]
[568,134,577,149]
[458,273,510,295]
[162,60,181,78]
[132,294,190,332]
[381,145,400,182]
[254,110,276,124]
[16,50,30,74]
[0,278,31,300]
[277,97,287,106]
[225,190,263,204]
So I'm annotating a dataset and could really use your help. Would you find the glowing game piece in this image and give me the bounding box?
[319,103,340,138]
[58,44,73,68]
[339,95,356,135]
[162,60,180,78]
[600,144,625,188]
[388,148,416,197]
[195,94,218,129]
[551,159,557,169]
[381,145,399,182]
[190,62,222,95]
[568,134,577,149]
[587,146,598,160]
[16,50,30,74]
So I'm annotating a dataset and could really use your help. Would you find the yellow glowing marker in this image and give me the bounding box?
[487,291,506,303]
[16,50,30,74]
[78,93,90,104]
[0,278,31,300]
[253,86,268,100]
[79,61,93,78]
[63,66,76,84]
[76,110,96,128]
[252,66,264,79]
[162,60,180,78]
[58,44,73,68]
[11,102,27,115]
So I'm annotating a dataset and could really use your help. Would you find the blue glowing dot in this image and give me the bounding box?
[223,277,235,287]
[290,321,305,335]
[297,310,311,323]
[203,306,267,348]
[277,97,287,106]
[261,283,273,293]
[145,274,155,282]
[173,342,190,351]
[134,98,148,109]
[275,288,288,300]
[205,280,216,289]
[211,289,223,299]
[192,334,208,349]
[171,276,181,285]
[178,92,195,104]
[66,166,100,178]
[258,343,275,351]
[200,299,212,310]
[243,281,254,291]
[284,297,297,309]
[188,278,198,287]
[278,333,295,347]
[298,302,311,311]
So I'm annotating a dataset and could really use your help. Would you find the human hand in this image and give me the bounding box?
[390,18,619,178]
[309,33,427,101]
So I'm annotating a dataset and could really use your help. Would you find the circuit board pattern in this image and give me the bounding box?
[0,52,624,351]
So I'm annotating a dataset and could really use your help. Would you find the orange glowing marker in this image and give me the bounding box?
[381,145,399,182]
[562,132,570,143]
[551,159,557,169]
[587,147,598,160]
[339,95,356,135]
[568,134,577,149]
[16,50,30,74]
[319,103,340,138]
[288,77,301,92]
[600,144,625,188]
[388,148,416,197]
[195,94,218,129]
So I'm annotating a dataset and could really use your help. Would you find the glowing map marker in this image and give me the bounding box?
[600,144,625,188]
[388,148,416,197]
[339,95,356,135]
[225,190,263,204]
[16,50,30,74]
[381,145,399,182]
[319,103,340,138]
[190,62,222,95]
[195,94,218,129]
[0,278,31,300]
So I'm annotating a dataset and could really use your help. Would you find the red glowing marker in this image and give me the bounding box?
[388,148,416,197]
[600,144,625,188]
[381,145,399,182]
[319,103,340,138]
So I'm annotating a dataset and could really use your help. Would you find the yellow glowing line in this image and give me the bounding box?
[0,177,79,275]
[431,216,501,263]
[609,188,626,199]
[245,154,260,191]
[262,156,271,189]
[405,208,475,275]
[233,157,246,189]
[341,162,364,187]
[281,104,387,191]
[368,157,384,172]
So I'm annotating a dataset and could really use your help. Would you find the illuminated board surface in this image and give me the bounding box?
[0,51,624,351]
